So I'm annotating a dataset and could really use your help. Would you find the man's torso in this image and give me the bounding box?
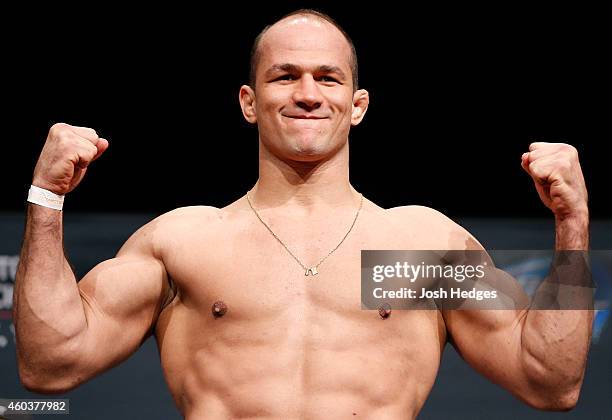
[152,197,461,419]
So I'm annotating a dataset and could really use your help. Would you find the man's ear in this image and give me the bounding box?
[239,85,257,124]
[351,89,369,126]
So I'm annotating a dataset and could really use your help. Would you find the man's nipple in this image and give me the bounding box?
[212,300,228,318]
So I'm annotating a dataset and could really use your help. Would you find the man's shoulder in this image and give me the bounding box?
[385,205,454,225]
[121,206,222,253]
[148,205,225,237]
[155,205,222,224]
[385,205,482,250]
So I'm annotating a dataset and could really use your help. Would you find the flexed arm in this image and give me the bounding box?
[442,143,592,410]
[13,124,169,393]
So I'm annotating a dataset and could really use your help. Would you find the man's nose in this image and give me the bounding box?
[292,75,323,111]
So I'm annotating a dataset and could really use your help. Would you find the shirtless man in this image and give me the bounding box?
[14,9,592,419]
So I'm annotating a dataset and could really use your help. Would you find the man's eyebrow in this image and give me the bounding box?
[265,63,300,76]
[265,63,347,79]
[316,65,346,79]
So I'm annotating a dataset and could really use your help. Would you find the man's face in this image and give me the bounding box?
[244,16,366,162]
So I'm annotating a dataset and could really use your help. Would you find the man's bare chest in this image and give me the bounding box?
[160,211,418,320]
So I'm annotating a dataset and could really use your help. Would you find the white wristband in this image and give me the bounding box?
[27,185,65,211]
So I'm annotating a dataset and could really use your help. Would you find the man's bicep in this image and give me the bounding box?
[437,216,538,402]
[442,267,537,404]
[401,206,545,402]
[73,246,168,379]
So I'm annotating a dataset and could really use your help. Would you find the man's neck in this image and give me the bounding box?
[250,141,359,214]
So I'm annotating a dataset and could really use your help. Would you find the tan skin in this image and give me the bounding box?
[14,15,591,419]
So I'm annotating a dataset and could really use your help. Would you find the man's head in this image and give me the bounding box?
[249,10,359,91]
[239,9,369,162]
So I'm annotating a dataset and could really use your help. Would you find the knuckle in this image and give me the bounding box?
[51,123,76,140]
[81,126,98,138]
[560,144,579,161]
[57,128,75,143]
[570,145,579,159]
[529,163,543,177]
[49,122,68,135]
[561,143,576,152]
[78,144,97,162]
[562,159,572,170]
[87,144,98,158]
[57,134,74,150]
[70,151,81,163]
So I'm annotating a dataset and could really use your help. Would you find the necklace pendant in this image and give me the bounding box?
[305,267,319,276]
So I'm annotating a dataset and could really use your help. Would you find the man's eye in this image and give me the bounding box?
[275,74,296,81]
[319,76,339,83]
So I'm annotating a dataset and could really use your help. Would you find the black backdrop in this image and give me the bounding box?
[2,3,609,218]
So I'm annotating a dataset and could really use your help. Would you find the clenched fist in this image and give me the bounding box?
[521,142,588,220]
[32,123,109,195]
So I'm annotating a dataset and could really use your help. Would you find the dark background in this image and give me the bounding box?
[1,3,609,218]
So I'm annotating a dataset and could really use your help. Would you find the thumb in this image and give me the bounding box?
[520,152,531,174]
[93,138,109,161]
[521,153,541,185]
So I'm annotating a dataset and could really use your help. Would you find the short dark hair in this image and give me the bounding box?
[249,9,359,91]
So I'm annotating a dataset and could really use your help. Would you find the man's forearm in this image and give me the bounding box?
[13,204,88,375]
[555,210,589,250]
[520,212,592,406]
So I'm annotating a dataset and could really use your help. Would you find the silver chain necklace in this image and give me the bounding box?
[245,191,364,276]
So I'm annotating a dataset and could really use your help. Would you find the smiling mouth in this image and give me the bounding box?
[283,115,327,120]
